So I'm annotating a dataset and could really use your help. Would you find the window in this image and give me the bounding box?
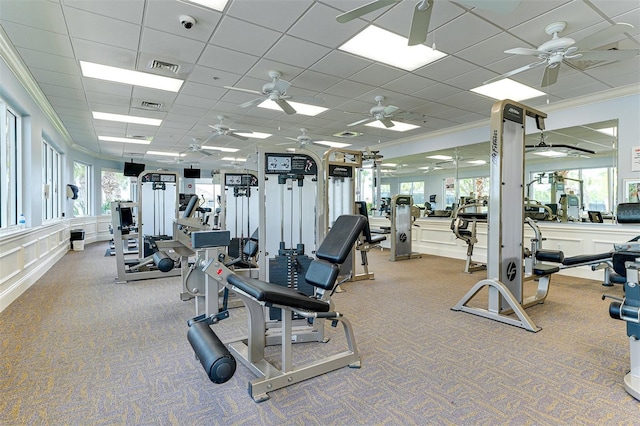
[42,140,62,221]
[458,177,489,200]
[0,102,21,228]
[73,162,91,216]
[101,170,133,214]
[400,181,425,204]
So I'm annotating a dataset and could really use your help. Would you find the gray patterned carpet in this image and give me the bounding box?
[1,241,639,425]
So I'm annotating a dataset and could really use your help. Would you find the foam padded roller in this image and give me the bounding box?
[187,321,236,384]
[153,250,174,272]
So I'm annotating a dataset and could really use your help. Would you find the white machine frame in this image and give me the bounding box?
[452,99,549,332]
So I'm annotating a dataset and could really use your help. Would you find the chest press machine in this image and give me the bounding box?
[186,214,367,402]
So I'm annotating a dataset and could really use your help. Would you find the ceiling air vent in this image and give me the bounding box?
[148,59,180,73]
[333,130,363,138]
[140,101,164,110]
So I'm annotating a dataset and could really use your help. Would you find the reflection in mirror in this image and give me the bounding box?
[377,119,618,221]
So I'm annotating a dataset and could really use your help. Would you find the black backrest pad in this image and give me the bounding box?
[316,215,367,264]
[355,201,374,243]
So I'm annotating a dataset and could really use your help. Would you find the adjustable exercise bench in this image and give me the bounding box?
[187,214,367,402]
[353,201,386,280]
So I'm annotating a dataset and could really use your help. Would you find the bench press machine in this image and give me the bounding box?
[187,214,367,402]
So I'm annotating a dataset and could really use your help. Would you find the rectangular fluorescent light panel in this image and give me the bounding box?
[470,78,545,101]
[93,111,162,126]
[98,136,151,145]
[532,150,567,158]
[221,157,246,162]
[428,155,452,161]
[80,61,183,92]
[467,160,487,165]
[146,151,185,157]
[179,0,228,11]
[595,127,616,137]
[201,146,239,153]
[365,120,420,131]
[339,26,447,71]
[257,100,327,116]
[313,141,351,148]
[236,131,271,139]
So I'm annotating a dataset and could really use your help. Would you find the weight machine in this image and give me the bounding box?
[389,194,421,261]
[452,100,551,332]
[111,170,182,283]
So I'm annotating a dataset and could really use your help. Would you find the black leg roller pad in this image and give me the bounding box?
[187,319,236,384]
[153,250,175,273]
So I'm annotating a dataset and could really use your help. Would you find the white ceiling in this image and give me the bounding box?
[0,0,638,171]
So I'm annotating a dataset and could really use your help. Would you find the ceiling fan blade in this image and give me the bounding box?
[228,132,249,141]
[383,105,400,115]
[348,117,375,127]
[203,133,220,144]
[576,23,634,50]
[483,60,547,85]
[380,118,395,128]
[336,0,399,23]
[224,85,262,95]
[285,136,299,142]
[457,0,522,14]
[275,98,297,115]
[505,47,547,56]
[408,0,433,46]
[574,49,639,62]
[239,97,265,108]
[541,64,560,87]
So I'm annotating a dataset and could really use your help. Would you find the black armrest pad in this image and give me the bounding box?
[227,274,330,312]
[533,263,560,275]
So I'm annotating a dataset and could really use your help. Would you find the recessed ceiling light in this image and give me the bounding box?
[80,61,183,92]
[201,146,239,153]
[146,151,185,157]
[313,141,352,148]
[98,136,152,145]
[427,155,452,161]
[381,163,397,167]
[339,26,447,71]
[93,111,162,126]
[466,160,487,165]
[365,120,420,131]
[178,0,228,12]
[470,78,545,101]
[595,127,616,137]
[236,131,272,139]
[257,100,328,116]
[221,157,246,162]
[532,150,567,157]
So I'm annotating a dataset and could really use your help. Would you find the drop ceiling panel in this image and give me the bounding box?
[1,21,74,57]
[0,1,67,33]
[139,28,205,64]
[17,48,78,76]
[264,35,332,69]
[415,56,476,82]
[143,0,221,42]
[29,67,84,90]
[211,16,282,57]
[198,44,259,73]
[455,32,530,67]
[310,50,371,79]
[225,0,314,33]
[289,70,343,93]
[434,13,502,54]
[287,2,357,48]
[64,0,145,25]
[470,0,572,30]
[64,6,141,50]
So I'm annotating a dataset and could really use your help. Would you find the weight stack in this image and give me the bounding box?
[268,253,313,321]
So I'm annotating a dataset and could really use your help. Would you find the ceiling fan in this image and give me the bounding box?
[224,70,324,115]
[347,96,424,128]
[336,0,521,46]
[180,139,214,157]
[484,22,639,87]
[204,115,252,143]
[278,128,326,148]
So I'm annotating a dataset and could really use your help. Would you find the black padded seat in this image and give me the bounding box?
[562,252,611,266]
[457,212,488,221]
[533,263,560,275]
[227,274,330,312]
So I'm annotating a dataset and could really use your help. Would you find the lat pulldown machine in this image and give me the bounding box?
[452,99,551,332]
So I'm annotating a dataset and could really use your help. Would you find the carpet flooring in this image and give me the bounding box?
[1,241,639,425]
